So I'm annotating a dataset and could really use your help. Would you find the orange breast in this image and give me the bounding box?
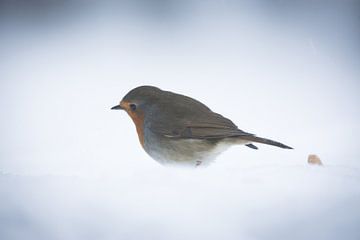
[127,110,145,147]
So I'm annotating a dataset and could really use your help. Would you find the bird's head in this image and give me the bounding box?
[111,86,163,146]
[111,85,162,117]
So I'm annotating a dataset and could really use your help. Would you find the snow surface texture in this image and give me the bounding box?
[1,1,360,240]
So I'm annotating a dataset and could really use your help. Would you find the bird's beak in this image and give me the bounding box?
[111,104,124,110]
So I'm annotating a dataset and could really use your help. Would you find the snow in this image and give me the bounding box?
[1,1,360,239]
[1,163,360,240]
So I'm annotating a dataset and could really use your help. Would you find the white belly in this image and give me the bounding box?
[144,137,248,167]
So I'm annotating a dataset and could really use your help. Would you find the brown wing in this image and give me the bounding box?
[170,125,253,139]
[147,94,253,139]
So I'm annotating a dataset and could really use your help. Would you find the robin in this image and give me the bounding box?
[111,86,292,167]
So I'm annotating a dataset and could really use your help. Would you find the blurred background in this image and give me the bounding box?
[0,1,360,239]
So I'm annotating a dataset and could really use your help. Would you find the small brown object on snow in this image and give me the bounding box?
[308,154,323,166]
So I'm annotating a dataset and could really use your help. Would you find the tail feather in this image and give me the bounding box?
[245,143,258,150]
[241,135,293,149]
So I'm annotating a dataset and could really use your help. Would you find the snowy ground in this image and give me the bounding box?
[1,161,360,240]
[1,1,360,240]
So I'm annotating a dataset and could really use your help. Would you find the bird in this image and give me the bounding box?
[111,86,292,167]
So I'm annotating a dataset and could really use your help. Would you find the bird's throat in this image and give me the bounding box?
[127,111,145,148]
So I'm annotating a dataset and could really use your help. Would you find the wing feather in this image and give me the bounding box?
[148,107,253,139]
[146,91,253,139]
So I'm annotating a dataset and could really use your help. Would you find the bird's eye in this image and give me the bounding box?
[129,103,137,111]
